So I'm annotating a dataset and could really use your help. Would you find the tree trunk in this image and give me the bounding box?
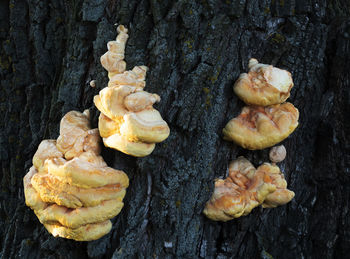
[1,0,350,258]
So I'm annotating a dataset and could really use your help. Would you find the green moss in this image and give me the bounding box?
[0,56,10,70]
[202,87,210,94]
[189,9,193,15]
[184,39,193,49]
[271,33,285,43]
[9,3,14,9]
[202,87,213,108]
[261,250,274,259]
[210,70,220,83]
[264,7,270,14]
[205,94,212,108]
[279,0,284,7]
[202,87,212,108]
[175,200,181,208]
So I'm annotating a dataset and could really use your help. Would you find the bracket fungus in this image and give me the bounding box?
[23,111,129,241]
[260,163,295,208]
[203,156,294,221]
[234,58,294,106]
[94,25,170,157]
[223,102,299,150]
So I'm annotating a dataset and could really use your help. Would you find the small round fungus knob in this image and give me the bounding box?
[248,58,259,69]
[90,80,96,88]
[269,145,287,163]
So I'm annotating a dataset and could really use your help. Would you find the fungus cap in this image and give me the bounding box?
[124,91,160,112]
[36,199,124,229]
[260,163,295,208]
[234,58,294,106]
[44,220,112,241]
[31,172,127,208]
[100,25,128,76]
[203,157,294,221]
[56,111,100,159]
[120,109,170,143]
[103,133,156,157]
[23,167,47,212]
[108,69,147,88]
[45,151,129,188]
[24,168,125,229]
[32,140,63,173]
[94,85,136,120]
[223,102,299,150]
[203,157,276,221]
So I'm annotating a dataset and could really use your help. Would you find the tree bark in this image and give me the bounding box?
[1,0,350,258]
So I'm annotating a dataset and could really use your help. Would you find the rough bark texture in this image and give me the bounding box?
[1,0,350,258]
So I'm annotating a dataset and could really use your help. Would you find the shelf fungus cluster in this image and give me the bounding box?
[223,59,299,150]
[23,111,129,241]
[94,25,170,157]
[203,157,294,221]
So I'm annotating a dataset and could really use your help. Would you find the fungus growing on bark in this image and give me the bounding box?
[269,145,287,163]
[100,25,128,78]
[23,110,129,241]
[234,58,294,106]
[94,25,170,157]
[223,102,299,150]
[203,156,294,221]
[260,163,295,208]
[56,110,101,160]
[90,80,96,88]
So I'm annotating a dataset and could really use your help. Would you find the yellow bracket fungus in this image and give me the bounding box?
[94,25,170,157]
[234,58,294,106]
[223,102,299,150]
[203,156,294,221]
[23,110,129,241]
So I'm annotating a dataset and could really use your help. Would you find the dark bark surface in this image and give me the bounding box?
[1,0,350,258]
